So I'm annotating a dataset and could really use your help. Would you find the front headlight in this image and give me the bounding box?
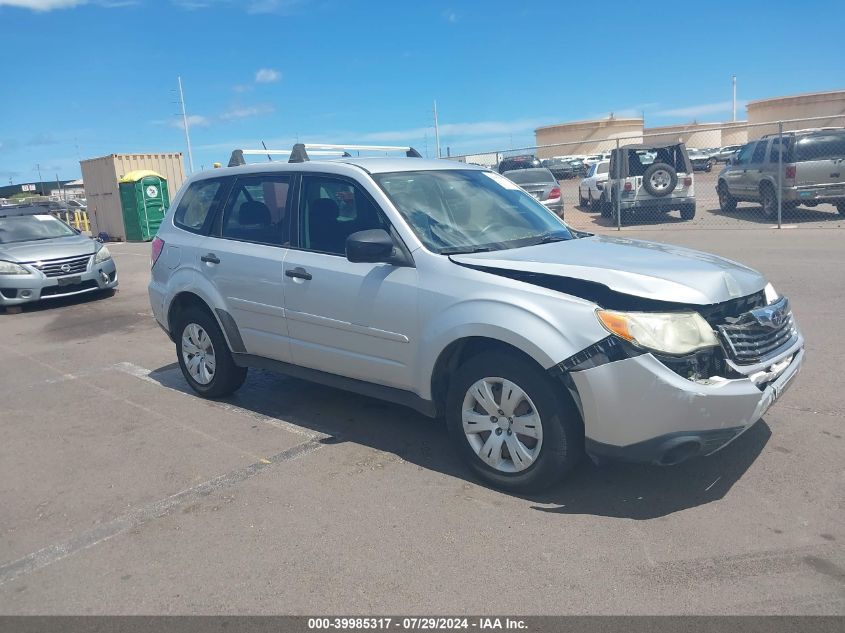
[0,260,28,275]
[596,309,718,355]
[94,246,112,264]
[764,282,779,305]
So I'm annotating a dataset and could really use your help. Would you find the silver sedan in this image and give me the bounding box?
[0,206,118,308]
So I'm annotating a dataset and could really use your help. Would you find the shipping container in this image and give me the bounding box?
[79,153,185,241]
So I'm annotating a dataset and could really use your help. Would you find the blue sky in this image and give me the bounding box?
[1,0,843,183]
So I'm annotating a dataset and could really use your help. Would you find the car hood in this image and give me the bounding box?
[0,234,97,263]
[450,234,766,305]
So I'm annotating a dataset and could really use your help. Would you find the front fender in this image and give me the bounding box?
[416,297,606,401]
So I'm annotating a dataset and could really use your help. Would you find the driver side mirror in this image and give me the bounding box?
[729,155,738,165]
[346,229,396,264]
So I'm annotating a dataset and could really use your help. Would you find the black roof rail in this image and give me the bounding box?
[227,143,422,167]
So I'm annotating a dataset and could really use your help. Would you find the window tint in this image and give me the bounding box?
[174,179,224,233]
[751,140,768,163]
[299,177,388,256]
[769,137,791,163]
[734,143,755,165]
[794,133,845,161]
[221,174,291,246]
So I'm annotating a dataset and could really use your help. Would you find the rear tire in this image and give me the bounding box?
[717,181,737,213]
[680,205,696,220]
[837,201,845,216]
[445,351,583,493]
[578,187,585,207]
[760,183,778,218]
[176,306,247,398]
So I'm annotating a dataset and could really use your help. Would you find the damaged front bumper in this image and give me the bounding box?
[564,336,804,466]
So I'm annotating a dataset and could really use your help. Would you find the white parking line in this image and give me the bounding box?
[114,362,329,440]
[0,439,322,586]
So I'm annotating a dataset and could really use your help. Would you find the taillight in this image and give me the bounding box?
[684,177,693,187]
[785,165,796,179]
[623,181,633,192]
[548,186,561,199]
[151,236,165,268]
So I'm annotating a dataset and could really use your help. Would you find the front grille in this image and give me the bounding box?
[30,254,91,277]
[718,298,797,365]
[40,279,99,297]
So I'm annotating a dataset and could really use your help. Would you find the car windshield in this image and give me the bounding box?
[373,169,573,254]
[503,169,555,184]
[0,214,77,244]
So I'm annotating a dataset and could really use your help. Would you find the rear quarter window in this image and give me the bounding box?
[173,178,227,234]
[794,134,845,162]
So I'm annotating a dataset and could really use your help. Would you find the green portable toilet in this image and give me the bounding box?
[118,170,170,241]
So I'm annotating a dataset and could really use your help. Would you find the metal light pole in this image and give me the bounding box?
[777,121,783,229]
[433,100,441,159]
[178,76,195,173]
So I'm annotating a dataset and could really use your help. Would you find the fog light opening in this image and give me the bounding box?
[99,270,110,284]
[659,440,702,466]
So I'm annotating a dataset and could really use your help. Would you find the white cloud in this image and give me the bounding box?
[442,8,458,23]
[169,114,212,130]
[654,101,746,119]
[219,104,274,121]
[0,0,85,10]
[254,68,281,84]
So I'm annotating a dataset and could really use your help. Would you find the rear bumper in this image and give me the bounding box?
[0,258,117,306]
[783,185,845,203]
[619,195,695,211]
[570,345,804,465]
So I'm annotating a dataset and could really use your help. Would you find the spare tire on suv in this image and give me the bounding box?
[642,162,678,197]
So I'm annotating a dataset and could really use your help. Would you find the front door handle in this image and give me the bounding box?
[285,267,312,281]
[201,253,220,264]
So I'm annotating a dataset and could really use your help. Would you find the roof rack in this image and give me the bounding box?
[228,143,422,167]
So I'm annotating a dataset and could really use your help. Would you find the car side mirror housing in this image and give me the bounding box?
[346,229,396,264]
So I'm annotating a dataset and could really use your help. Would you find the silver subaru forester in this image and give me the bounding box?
[148,143,804,492]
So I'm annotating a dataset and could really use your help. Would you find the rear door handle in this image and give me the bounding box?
[285,267,312,281]
[201,253,220,264]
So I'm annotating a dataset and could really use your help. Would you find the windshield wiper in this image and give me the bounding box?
[525,231,570,246]
[440,245,497,255]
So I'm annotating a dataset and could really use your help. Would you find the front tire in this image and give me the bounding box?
[680,205,696,220]
[837,201,845,216]
[717,182,737,213]
[445,351,583,492]
[176,307,247,398]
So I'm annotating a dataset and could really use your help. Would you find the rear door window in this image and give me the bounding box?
[220,174,292,246]
[751,140,768,164]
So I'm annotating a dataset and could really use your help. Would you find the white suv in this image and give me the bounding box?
[149,143,804,491]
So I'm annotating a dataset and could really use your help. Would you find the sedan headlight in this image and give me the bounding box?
[0,260,28,275]
[596,309,718,355]
[94,246,112,264]
[764,282,779,305]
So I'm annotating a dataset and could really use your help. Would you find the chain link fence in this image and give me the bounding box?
[447,115,845,231]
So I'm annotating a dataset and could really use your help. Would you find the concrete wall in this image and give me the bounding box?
[747,90,845,138]
[534,118,643,159]
[80,153,185,241]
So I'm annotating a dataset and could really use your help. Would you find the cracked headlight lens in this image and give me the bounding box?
[596,309,719,355]
[94,246,112,264]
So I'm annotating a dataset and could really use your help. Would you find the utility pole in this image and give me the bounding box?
[36,163,43,195]
[433,100,441,159]
[177,76,195,173]
[732,75,737,122]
